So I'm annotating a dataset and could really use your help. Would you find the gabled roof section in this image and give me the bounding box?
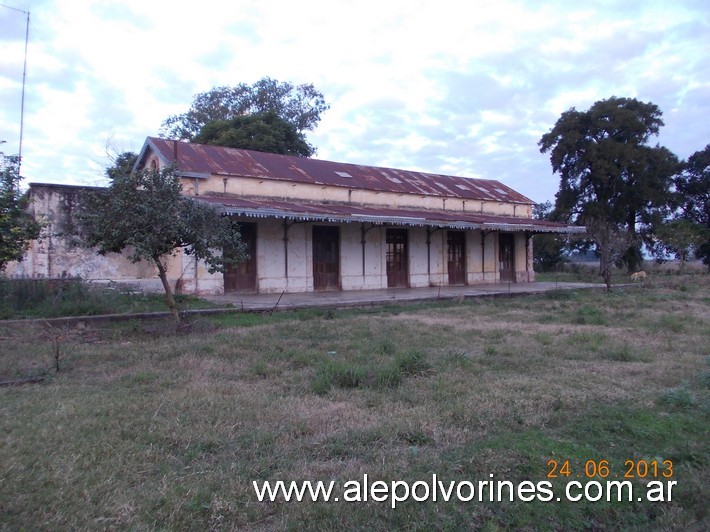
[134,137,212,179]
[136,137,534,205]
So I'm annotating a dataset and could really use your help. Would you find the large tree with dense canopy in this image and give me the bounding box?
[539,96,679,276]
[160,77,329,146]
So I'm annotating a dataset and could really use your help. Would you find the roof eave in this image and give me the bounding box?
[195,198,585,234]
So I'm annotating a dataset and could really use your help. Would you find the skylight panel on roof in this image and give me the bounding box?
[335,171,352,178]
[494,188,509,196]
[455,184,469,190]
[473,184,493,196]
[387,176,403,184]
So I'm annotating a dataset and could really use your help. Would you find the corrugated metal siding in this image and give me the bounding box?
[144,137,534,204]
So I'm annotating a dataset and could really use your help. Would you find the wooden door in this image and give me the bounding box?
[313,226,340,290]
[499,233,515,282]
[224,222,257,292]
[447,231,466,285]
[386,229,409,288]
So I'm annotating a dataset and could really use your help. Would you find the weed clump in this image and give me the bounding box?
[575,305,607,325]
[657,387,695,410]
[395,350,430,376]
[312,349,430,394]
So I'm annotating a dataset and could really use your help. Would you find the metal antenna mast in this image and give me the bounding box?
[1,4,30,175]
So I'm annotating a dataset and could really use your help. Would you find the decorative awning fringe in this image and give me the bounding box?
[211,205,585,234]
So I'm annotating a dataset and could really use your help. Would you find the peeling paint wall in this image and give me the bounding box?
[7,185,152,281]
[213,218,539,295]
[11,177,536,297]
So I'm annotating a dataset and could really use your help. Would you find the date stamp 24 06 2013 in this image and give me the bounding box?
[547,459,673,480]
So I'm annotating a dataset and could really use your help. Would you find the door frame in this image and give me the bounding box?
[498,232,516,282]
[224,221,257,293]
[447,230,467,285]
[312,225,341,291]
[386,228,409,288]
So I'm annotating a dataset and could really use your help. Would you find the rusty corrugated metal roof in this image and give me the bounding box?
[195,196,585,234]
[139,137,534,204]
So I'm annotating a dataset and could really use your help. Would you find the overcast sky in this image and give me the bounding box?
[1,0,708,203]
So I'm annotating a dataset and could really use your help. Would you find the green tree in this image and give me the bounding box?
[654,219,707,270]
[539,96,679,277]
[193,111,314,156]
[673,144,709,267]
[75,163,246,325]
[532,201,568,272]
[160,77,329,142]
[675,144,710,225]
[0,155,42,271]
[106,151,138,180]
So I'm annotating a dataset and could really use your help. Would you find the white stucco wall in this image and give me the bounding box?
[218,220,540,294]
[255,218,290,292]
[429,230,447,287]
[341,223,386,290]
[464,230,500,284]
[7,185,154,281]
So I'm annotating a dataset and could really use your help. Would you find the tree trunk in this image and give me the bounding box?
[602,268,613,292]
[154,256,180,326]
[599,248,613,292]
[625,211,638,273]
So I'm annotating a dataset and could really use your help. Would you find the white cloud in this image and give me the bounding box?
[0,0,707,202]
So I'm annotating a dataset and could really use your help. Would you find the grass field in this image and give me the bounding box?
[1,274,708,530]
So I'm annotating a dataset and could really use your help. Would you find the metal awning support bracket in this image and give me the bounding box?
[480,229,494,274]
[360,223,380,277]
[282,219,309,279]
[426,226,444,278]
[524,231,536,274]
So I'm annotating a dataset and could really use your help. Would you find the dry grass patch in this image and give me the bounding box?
[1,274,708,529]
